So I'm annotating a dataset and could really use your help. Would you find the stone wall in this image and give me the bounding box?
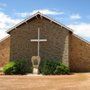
[69,34,90,72]
[9,16,70,66]
[0,14,90,72]
[0,37,10,67]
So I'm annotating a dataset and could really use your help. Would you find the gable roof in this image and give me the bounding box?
[6,12,89,44]
[6,12,73,33]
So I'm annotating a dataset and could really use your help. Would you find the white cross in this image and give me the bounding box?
[31,28,47,56]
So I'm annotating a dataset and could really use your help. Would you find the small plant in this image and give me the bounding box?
[3,61,16,75]
[3,59,32,75]
[54,63,70,75]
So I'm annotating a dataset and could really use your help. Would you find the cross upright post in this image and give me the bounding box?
[37,28,40,56]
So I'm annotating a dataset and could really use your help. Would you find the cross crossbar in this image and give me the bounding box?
[31,28,47,56]
[31,39,47,42]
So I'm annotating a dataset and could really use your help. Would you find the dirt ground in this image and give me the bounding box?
[0,73,90,90]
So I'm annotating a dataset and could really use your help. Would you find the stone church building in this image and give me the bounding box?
[0,12,90,72]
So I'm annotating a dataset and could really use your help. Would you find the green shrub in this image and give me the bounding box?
[40,59,59,75]
[3,62,16,75]
[14,59,32,75]
[54,63,70,75]
[39,59,70,75]
[3,59,32,75]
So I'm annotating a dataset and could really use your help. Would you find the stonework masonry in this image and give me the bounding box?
[69,34,90,72]
[0,37,10,67]
[9,16,70,67]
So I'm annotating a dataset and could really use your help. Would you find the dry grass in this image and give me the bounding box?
[0,73,90,90]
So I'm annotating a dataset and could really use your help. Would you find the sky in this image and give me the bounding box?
[0,0,90,42]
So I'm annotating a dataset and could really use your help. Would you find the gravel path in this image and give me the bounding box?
[0,73,90,90]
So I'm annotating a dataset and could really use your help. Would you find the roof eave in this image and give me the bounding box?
[73,34,90,44]
[0,35,10,43]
